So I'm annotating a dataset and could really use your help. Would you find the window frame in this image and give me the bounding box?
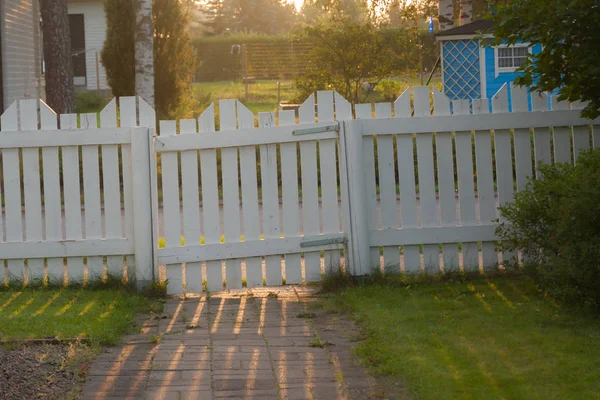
[494,43,532,77]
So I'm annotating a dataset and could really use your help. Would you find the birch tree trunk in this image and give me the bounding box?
[438,0,454,31]
[460,0,472,25]
[40,0,75,114]
[135,0,155,107]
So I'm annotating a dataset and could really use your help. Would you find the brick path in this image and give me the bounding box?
[82,287,383,400]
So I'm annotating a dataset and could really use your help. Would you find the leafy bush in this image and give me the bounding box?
[75,91,109,114]
[377,79,402,102]
[496,148,600,310]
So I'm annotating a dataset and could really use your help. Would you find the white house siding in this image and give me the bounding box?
[1,0,44,109]
[68,1,108,90]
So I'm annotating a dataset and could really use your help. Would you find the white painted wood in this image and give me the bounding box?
[552,126,572,165]
[100,99,124,277]
[0,128,131,148]
[279,110,302,284]
[1,102,24,282]
[39,101,64,282]
[198,105,222,292]
[354,110,596,136]
[219,100,243,290]
[317,91,341,273]
[572,125,590,163]
[472,104,497,270]
[80,113,104,282]
[394,89,410,118]
[238,104,263,288]
[355,103,380,269]
[180,119,202,293]
[160,120,183,294]
[452,99,478,270]
[531,92,552,174]
[413,87,431,117]
[299,94,321,281]
[370,225,497,247]
[18,100,44,282]
[258,112,282,285]
[158,234,345,265]
[1,239,132,259]
[60,113,85,284]
[510,86,534,191]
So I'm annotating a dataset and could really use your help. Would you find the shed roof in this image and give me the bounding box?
[436,20,493,38]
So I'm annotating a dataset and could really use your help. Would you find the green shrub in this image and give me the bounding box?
[75,91,109,114]
[377,79,402,102]
[496,148,600,310]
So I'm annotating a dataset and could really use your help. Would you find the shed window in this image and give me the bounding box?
[496,46,529,72]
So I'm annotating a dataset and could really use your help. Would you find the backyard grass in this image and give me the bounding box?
[319,276,600,399]
[0,287,153,345]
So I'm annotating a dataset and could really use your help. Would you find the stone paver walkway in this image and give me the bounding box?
[82,287,384,400]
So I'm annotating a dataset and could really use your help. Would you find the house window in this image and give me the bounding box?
[495,45,530,73]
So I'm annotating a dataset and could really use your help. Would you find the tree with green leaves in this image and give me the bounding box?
[102,0,196,119]
[490,0,600,118]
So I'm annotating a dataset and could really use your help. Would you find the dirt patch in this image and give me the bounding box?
[0,343,97,400]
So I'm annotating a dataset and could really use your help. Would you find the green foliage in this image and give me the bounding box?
[377,79,403,102]
[496,148,600,310]
[102,0,196,119]
[293,19,437,104]
[74,91,110,114]
[489,0,600,118]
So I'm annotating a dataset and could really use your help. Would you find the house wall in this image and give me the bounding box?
[68,1,108,91]
[440,39,482,101]
[1,0,44,110]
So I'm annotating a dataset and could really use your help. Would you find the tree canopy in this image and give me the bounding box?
[490,0,600,118]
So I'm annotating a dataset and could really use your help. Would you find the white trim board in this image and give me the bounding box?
[493,43,532,77]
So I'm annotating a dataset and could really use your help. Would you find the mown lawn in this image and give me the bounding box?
[320,276,600,399]
[0,288,152,345]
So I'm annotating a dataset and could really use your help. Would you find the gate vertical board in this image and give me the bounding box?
[20,100,45,282]
[375,102,400,272]
[472,98,498,270]
[259,112,282,285]
[161,120,184,294]
[279,110,302,284]
[60,113,85,283]
[395,90,421,273]
[550,96,572,165]
[219,100,243,289]
[180,119,203,293]
[100,100,125,276]
[198,105,223,292]
[238,103,263,288]
[355,103,380,270]
[414,87,440,272]
[40,102,64,281]
[317,91,341,272]
[452,99,478,270]
[433,89,459,271]
[510,85,535,191]
[2,102,24,281]
[532,92,552,175]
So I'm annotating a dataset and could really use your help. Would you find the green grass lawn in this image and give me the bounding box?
[320,276,600,399]
[0,288,153,345]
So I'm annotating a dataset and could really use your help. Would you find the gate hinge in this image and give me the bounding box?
[292,123,339,136]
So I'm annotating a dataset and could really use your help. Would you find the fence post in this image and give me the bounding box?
[339,120,370,276]
[130,127,155,289]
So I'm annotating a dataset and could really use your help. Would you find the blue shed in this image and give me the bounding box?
[436,20,542,103]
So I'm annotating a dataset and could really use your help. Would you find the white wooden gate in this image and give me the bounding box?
[155,92,352,294]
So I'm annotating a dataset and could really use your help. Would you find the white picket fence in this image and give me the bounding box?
[0,84,598,293]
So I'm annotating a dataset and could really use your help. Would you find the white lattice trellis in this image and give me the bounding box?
[443,40,481,100]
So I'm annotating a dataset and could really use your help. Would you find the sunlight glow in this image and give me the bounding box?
[233,297,247,335]
[10,297,35,319]
[0,292,22,312]
[33,292,61,317]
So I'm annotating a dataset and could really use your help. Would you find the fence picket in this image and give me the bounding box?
[100,99,124,277]
[40,102,64,282]
[317,91,341,273]
[375,102,399,272]
[550,97,572,165]
[198,105,223,292]
[180,119,203,293]
[356,103,380,270]
[60,114,84,283]
[472,99,497,270]
[572,125,590,163]
[19,100,45,283]
[259,112,282,285]
[1,102,24,282]
[299,94,322,281]
[279,110,302,284]
[238,103,263,288]
[160,120,183,294]
[394,90,420,273]
[452,99,478,270]
[334,92,352,272]
[532,92,552,174]
[510,85,534,190]
[219,100,243,289]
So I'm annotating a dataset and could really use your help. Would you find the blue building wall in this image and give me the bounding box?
[484,43,542,100]
[441,39,481,100]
